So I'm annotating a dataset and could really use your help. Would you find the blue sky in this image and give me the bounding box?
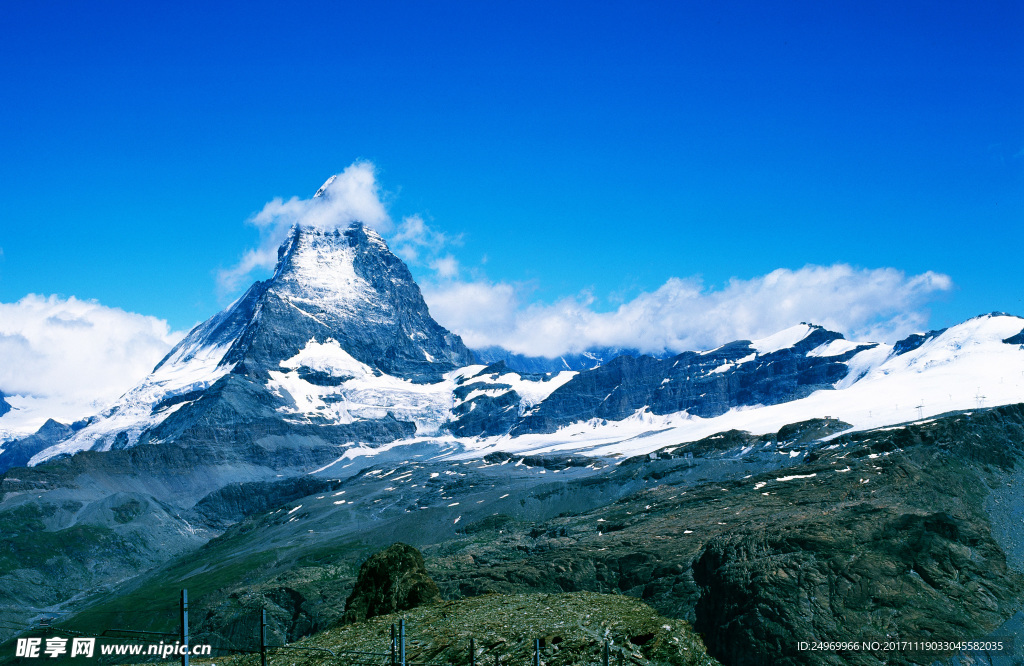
[1,1,1022,363]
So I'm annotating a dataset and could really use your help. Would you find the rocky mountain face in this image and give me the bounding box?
[213,222,475,383]
[448,314,1024,442]
[521,326,864,433]
[468,328,863,429]
[448,325,868,437]
[0,419,74,471]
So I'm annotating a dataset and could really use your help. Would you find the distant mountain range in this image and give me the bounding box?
[2,217,1022,474]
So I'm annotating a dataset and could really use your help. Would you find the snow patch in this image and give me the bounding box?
[751,324,814,355]
[808,339,866,357]
[775,473,817,482]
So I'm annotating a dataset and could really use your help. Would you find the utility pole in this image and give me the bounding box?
[399,618,405,666]
[260,609,267,666]
[180,590,189,666]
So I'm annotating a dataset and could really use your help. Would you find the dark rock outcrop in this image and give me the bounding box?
[692,504,1022,666]
[893,327,948,355]
[343,543,442,624]
[509,326,869,435]
[1004,327,1024,346]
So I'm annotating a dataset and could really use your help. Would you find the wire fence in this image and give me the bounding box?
[7,590,703,666]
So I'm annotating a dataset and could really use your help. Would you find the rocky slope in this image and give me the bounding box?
[426,405,1024,665]
[181,592,720,666]
[284,591,719,666]
[9,404,1024,665]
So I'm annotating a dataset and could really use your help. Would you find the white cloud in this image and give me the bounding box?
[219,163,464,292]
[422,265,953,357]
[0,294,184,427]
[218,162,392,292]
[430,255,460,279]
[392,213,457,263]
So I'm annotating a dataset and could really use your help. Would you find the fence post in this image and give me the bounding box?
[260,608,267,666]
[399,618,405,666]
[603,640,609,666]
[180,589,189,666]
[390,624,396,665]
[469,637,475,666]
[533,638,540,666]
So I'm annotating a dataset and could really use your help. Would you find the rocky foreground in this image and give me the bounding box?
[5,405,1015,666]
[182,592,719,666]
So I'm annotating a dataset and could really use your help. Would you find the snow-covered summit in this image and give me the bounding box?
[19,220,474,466]
[153,222,473,384]
[313,175,337,198]
[270,224,390,318]
[750,323,817,354]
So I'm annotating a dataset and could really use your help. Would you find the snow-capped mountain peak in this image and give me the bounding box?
[270,225,372,311]
[20,220,474,465]
[750,323,817,354]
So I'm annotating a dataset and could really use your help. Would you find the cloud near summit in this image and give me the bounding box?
[218,162,391,292]
[221,162,954,357]
[421,266,953,357]
[219,162,456,293]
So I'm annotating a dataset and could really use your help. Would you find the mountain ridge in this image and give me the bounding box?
[0,216,1022,474]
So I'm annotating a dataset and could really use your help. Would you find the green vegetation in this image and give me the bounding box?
[0,503,129,572]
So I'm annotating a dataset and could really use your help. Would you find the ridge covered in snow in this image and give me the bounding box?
[4,204,1023,472]
[444,313,1024,460]
[19,308,1024,469]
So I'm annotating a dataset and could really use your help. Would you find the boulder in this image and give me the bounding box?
[343,543,441,624]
